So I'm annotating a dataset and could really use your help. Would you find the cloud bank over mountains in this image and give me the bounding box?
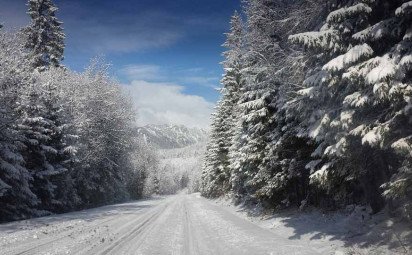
[124,80,213,129]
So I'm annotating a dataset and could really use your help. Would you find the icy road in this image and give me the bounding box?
[0,193,332,255]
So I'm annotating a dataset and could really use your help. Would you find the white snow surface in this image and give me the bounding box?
[213,195,412,255]
[323,44,373,72]
[1,192,411,255]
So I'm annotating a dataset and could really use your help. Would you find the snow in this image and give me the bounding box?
[366,55,397,84]
[212,195,412,255]
[395,1,412,17]
[309,163,330,185]
[324,137,347,156]
[136,124,208,149]
[391,137,412,152]
[349,124,367,136]
[373,82,389,98]
[288,30,339,50]
[323,44,373,72]
[340,110,354,129]
[1,190,410,255]
[352,19,393,42]
[242,98,265,110]
[400,54,412,68]
[297,87,315,97]
[303,71,330,87]
[362,126,385,147]
[404,27,412,40]
[343,92,369,107]
[326,3,372,24]
[2,191,408,255]
[309,114,330,139]
[0,193,335,255]
[305,159,322,171]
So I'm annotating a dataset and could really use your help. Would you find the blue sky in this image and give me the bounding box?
[0,0,241,128]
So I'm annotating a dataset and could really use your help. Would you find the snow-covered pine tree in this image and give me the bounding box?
[354,1,412,217]
[228,0,281,203]
[0,31,39,221]
[245,0,326,207]
[39,71,80,211]
[17,81,68,214]
[289,0,412,211]
[201,12,244,198]
[202,101,229,197]
[24,0,65,70]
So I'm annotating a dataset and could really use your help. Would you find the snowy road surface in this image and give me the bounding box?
[1,193,333,255]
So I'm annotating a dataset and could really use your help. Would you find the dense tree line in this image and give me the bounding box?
[202,0,412,220]
[0,0,154,222]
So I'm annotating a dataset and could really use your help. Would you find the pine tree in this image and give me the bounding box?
[39,75,80,211]
[289,0,412,211]
[202,101,230,197]
[228,0,282,202]
[0,32,39,221]
[202,12,244,197]
[17,82,66,213]
[24,0,65,70]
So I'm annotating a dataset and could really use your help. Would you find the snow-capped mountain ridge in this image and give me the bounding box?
[136,124,208,149]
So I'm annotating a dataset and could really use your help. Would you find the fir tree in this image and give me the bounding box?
[289,0,412,211]
[18,83,65,213]
[39,76,80,211]
[24,0,65,70]
[0,32,38,221]
[228,0,284,203]
[202,12,244,197]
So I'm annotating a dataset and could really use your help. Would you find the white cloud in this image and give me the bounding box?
[180,76,220,89]
[119,64,220,90]
[119,65,162,81]
[123,80,213,128]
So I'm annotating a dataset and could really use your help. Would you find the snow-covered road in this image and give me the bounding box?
[1,193,331,255]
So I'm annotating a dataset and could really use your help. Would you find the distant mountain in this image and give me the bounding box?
[136,124,208,149]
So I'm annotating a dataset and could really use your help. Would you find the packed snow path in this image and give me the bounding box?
[1,193,329,255]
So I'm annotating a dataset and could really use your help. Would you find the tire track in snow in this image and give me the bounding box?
[182,199,199,255]
[10,216,121,255]
[95,201,170,254]
[1,198,167,255]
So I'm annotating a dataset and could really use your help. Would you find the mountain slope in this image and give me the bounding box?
[136,124,208,149]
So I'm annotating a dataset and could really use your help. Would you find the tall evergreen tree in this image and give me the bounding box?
[228,0,284,203]
[202,12,244,197]
[24,0,65,70]
[0,32,38,221]
[289,0,412,211]
[17,82,67,213]
[39,76,80,211]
